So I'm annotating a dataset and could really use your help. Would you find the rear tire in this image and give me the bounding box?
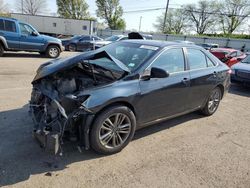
[46,45,60,58]
[0,44,4,57]
[90,105,136,155]
[200,87,222,116]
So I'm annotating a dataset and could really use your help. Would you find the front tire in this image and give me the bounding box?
[201,87,222,116]
[90,105,136,155]
[0,44,4,57]
[68,44,77,52]
[46,45,60,58]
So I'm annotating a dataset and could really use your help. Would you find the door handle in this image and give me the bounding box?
[182,77,190,85]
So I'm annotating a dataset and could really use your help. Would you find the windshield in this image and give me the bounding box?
[105,36,121,41]
[241,55,250,64]
[96,42,159,71]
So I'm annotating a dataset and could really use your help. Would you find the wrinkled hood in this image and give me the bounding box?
[32,50,130,83]
[232,62,250,71]
[40,34,61,43]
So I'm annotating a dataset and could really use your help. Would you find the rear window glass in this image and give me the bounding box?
[0,19,4,30]
[187,49,207,70]
[4,20,16,32]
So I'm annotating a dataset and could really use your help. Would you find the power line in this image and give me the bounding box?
[123,7,250,18]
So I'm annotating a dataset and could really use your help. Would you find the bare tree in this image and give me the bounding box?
[219,0,250,34]
[0,0,9,13]
[154,9,188,34]
[16,0,47,15]
[184,0,219,34]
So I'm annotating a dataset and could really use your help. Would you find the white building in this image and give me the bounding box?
[11,13,97,36]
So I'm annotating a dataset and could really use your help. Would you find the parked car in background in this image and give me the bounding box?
[231,54,250,86]
[94,33,153,49]
[0,17,63,58]
[30,40,230,155]
[210,48,246,67]
[198,43,219,50]
[62,35,103,52]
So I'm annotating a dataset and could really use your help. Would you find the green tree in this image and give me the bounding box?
[154,9,188,34]
[56,0,90,19]
[184,0,219,34]
[96,0,126,30]
[219,0,250,34]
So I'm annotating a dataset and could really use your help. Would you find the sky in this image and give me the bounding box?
[3,0,198,32]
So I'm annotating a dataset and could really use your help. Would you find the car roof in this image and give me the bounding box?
[0,17,17,21]
[121,39,200,48]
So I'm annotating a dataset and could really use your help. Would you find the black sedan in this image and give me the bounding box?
[62,35,103,52]
[30,40,230,155]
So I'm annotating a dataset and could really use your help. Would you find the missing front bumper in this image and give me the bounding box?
[33,130,60,155]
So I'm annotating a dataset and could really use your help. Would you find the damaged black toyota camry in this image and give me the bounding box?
[30,40,230,155]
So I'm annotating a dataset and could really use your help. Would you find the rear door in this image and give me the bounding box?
[138,48,191,124]
[1,19,20,49]
[185,48,218,109]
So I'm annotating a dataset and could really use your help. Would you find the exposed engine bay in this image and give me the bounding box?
[30,57,124,154]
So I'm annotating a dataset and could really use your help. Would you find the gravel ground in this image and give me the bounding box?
[0,52,250,188]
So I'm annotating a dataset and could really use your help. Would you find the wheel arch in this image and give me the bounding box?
[45,42,62,52]
[0,37,8,50]
[216,84,224,99]
[94,101,137,119]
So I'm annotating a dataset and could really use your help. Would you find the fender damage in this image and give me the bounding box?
[30,50,128,154]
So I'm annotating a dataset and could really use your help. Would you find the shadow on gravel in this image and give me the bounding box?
[0,104,102,186]
[0,103,214,186]
[1,53,45,58]
[229,83,250,97]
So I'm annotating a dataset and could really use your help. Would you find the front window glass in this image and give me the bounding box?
[187,49,207,70]
[151,48,185,73]
[19,23,36,35]
[96,42,159,71]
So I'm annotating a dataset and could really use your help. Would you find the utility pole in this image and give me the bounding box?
[21,0,24,14]
[139,16,142,32]
[162,0,170,33]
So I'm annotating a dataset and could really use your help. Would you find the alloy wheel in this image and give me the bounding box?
[99,113,131,149]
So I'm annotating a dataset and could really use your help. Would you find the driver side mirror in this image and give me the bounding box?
[141,67,169,80]
[151,67,169,78]
[31,31,38,36]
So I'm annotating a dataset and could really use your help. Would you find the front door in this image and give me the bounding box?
[137,48,190,125]
[18,23,44,51]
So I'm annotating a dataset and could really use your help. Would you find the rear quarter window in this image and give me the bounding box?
[0,19,4,30]
[4,20,16,32]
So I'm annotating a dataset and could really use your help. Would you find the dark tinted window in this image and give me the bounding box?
[0,19,4,30]
[79,36,90,41]
[152,48,185,73]
[187,49,207,70]
[4,20,16,32]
